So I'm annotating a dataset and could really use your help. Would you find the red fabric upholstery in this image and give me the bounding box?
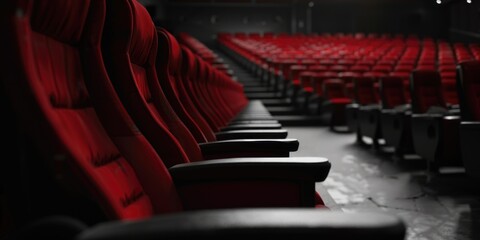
[329,98,353,104]
[181,47,223,131]
[3,0,185,220]
[353,77,379,105]
[3,0,327,223]
[442,80,459,105]
[323,79,348,100]
[102,0,205,166]
[156,28,215,143]
[299,71,316,91]
[379,76,408,108]
[312,72,338,97]
[410,70,446,113]
[289,65,307,84]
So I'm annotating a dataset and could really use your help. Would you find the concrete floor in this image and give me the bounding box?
[287,126,480,240]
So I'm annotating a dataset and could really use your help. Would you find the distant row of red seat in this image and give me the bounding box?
[219,32,480,181]
[349,62,480,180]
[0,1,407,240]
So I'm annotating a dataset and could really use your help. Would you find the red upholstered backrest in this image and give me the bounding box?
[410,70,446,113]
[181,47,226,130]
[156,29,217,143]
[458,60,480,121]
[323,79,347,99]
[312,72,338,96]
[2,0,184,220]
[442,80,459,105]
[82,0,183,215]
[179,46,222,132]
[353,77,378,105]
[102,0,203,166]
[379,76,407,109]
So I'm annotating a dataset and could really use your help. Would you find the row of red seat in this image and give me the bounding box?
[219,32,480,180]
[349,62,480,179]
[219,33,475,118]
[0,0,406,239]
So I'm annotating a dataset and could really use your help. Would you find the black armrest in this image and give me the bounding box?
[461,121,480,128]
[215,129,288,140]
[448,103,460,109]
[381,104,411,115]
[229,119,279,125]
[447,107,461,116]
[411,113,444,119]
[77,209,406,240]
[394,104,411,112]
[411,113,460,165]
[412,111,461,120]
[200,139,299,159]
[347,103,360,109]
[233,115,275,121]
[359,104,381,111]
[169,157,330,183]
[170,157,329,208]
[221,123,282,131]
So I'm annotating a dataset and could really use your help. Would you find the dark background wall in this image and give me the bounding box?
[309,0,448,38]
[139,0,479,44]
[449,0,480,42]
[164,2,292,43]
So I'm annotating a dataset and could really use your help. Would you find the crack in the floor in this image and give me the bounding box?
[396,192,427,200]
[368,197,422,213]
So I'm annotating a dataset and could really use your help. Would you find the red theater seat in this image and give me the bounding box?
[346,77,379,135]
[322,79,352,130]
[101,0,301,165]
[1,1,339,237]
[156,29,289,141]
[410,70,462,172]
[379,77,413,156]
[354,77,384,147]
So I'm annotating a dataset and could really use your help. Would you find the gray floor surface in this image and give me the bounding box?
[287,126,480,240]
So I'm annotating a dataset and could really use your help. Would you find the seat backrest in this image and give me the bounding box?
[379,76,408,109]
[180,46,224,131]
[312,72,338,96]
[457,60,480,121]
[290,65,307,82]
[353,77,378,105]
[156,28,215,143]
[323,79,347,99]
[175,33,239,141]
[195,59,235,123]
[410,70,446,113]
[442,80,459,105]
[1,0,183,220]
[101,0,204,166]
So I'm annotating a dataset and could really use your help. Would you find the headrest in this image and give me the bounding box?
[156,28,182,73]
[380,76,403,87]
[355,77,375,86]
[411,70,441,87]
[459,60,480,84]
[129,0,156,66]
[31,0,91,44]
[181,46,198,79]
